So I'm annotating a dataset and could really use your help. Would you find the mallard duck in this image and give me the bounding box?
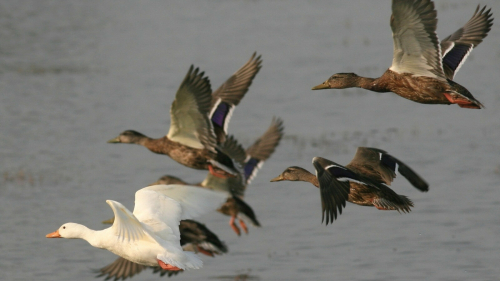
[108,53,262,177]
[46,185,226,271]
[312,1,493,109]
[270,147,428,224]
[97,219,227,280]
[154,117,284,235]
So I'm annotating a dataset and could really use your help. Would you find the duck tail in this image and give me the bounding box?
[233,196,261,226]
[372,195,413,214]
[445,80,484,109]
[183,252,204,269]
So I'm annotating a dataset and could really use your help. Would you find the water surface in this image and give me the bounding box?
[1,1,500,280]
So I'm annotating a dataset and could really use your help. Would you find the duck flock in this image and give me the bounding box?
[45,0,494,279]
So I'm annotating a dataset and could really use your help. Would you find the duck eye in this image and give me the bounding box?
[63,226,66,229]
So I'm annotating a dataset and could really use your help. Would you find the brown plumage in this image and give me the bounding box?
[153,117,284,235]
[108,53,263,176]
[312,1,493,109]
[271,147,428,224]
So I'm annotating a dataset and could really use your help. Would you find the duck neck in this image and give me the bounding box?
[353,76,386,92]
[137,135,154,147]
[142,136,169,154]
[299,171,320,188]
[78,226,109,249]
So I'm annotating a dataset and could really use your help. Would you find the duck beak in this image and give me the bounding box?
[311,82,329,90]
[46,229,61,238]
[107,136,120,143]
[270,175,283,182]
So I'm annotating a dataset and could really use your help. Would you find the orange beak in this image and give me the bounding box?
[46,229,61,238]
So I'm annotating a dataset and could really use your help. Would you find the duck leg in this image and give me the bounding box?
[157,259,183,271]
[196,246,215,257]
[229,215,241,236]
[239,219,249,234]
[442,92,481,109]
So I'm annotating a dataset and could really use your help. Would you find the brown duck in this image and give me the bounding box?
[108,53,262,177]
[97,219,228,280]
[154,117,284,235]
[312,1,493,109]
[270,147,429,224]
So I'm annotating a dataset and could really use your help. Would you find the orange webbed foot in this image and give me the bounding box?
[196,246,214,257]
[157,259,184,271]
[229,216,241,236]
[443,93,481,109]
[239,219,248,234]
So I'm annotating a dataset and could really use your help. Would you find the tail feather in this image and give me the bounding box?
[372,195,413,213]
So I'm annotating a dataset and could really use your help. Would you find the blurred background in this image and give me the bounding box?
[0,0,499,280]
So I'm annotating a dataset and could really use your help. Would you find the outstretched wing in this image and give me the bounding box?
[440,5,493,79]
[96,257,147,281]
[390,0,445,79]
[133,185,227,241]
[244,117,284,184]
[312,157,351,225]
[167,65,217,151]
[210,53,263,142]
[106,200,156,243]
[349,147,429,192]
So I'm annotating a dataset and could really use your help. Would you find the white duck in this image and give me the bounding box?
[46,184,226,271]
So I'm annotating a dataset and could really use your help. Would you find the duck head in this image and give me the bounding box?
[270,166,313,182]
[312,73,359,90]
[107,130,146,144]
[46,222,87,239]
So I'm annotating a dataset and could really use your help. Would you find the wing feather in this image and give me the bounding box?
[312,157,350,225]
[167,65,217,151]
[210,53,263,142]
[349,147,429,192]
[390,0,445,79]
[106,200,156,243]
[440,5,493,79]
[133,185,227,241]
[243,117,284,184]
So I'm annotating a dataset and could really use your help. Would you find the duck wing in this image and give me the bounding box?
[312,157,351,225]
[440,5,493,80]
[244,117,284,185]
[210,53,263,143]
[348,147,429,192]
[231,196,261,227]
[106,200,157,243]
[96,257,147,281]
[97,219,226,281]
[167,65,217,151]
[389,0,445,80]
[179,219,228,255]
[133,185,227,241]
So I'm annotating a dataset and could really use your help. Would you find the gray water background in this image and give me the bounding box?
[1,0,500,280]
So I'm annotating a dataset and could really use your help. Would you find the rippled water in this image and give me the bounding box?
[1,1,500,280]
